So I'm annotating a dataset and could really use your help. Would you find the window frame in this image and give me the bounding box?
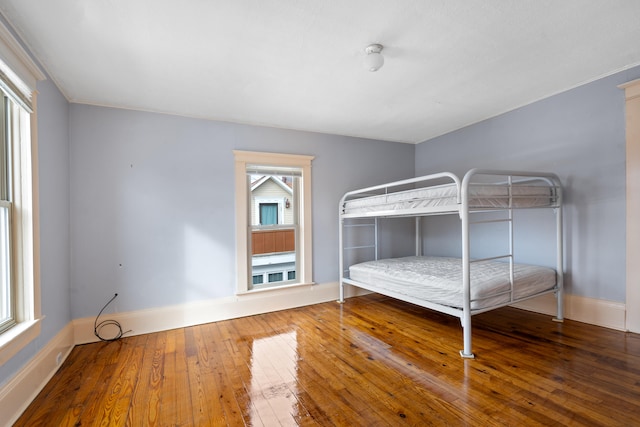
[234,150,314,294]
[0,91,41,364]
[0,20,44,364]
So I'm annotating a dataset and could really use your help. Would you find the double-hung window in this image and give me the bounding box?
[0,85,38,344]
[0,21,44,364]
[234,151,314,293]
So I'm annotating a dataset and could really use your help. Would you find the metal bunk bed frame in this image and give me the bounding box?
[338,168,564,359]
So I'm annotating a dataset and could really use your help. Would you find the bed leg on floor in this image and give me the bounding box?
[460,316,475,359]
[552,288,564,323]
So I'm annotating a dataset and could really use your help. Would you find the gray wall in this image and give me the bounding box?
[416,66,640,303]
[69,105,415,318]
[0,79,71,387]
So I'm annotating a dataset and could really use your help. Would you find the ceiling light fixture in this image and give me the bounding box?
[364,43,384,72]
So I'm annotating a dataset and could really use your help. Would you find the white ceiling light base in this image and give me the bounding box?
[364,43,384,72]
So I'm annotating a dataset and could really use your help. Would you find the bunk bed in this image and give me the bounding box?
[338,169,563,358]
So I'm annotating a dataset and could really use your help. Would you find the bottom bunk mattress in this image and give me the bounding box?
[348,256,557,310]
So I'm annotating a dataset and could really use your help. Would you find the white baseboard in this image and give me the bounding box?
[74,281,345,344]
[0,322,74,427]
[72,285,628,344]
[512,293,626,331]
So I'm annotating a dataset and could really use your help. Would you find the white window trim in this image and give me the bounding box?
[0,21,44,365]
[0,24,45,93]
[234,150,314,294]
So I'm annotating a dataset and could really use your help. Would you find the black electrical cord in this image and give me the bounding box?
[94,293,131,341]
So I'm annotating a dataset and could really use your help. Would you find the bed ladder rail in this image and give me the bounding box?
[468,212,516,302]
[341,220,379,259]
[339,218,378,302]
[470,254,513,263]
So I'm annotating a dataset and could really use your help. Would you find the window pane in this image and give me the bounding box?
[252,275,263,285]
[0,204,11,326]
[0,96,8,201]
[259,203,278,225]
[249,171,299,290]
[287,271,296,280]
[268,272,283,283]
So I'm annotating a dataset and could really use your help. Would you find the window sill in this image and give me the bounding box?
[0,317,42,365]
[236,282,316,296]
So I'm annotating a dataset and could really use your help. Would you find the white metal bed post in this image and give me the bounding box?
[338,197,346,303]
[460,172,475,359]
[553,185,564,322]
[415,217,422,256]
[374,218,379,260]
[508,175,515,301]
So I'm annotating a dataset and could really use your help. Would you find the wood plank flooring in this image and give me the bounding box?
[14,294,640,426]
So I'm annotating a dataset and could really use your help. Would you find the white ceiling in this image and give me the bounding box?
[1,1,640,144]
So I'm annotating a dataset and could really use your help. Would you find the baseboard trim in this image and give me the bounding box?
[72,285,627,345]
[0,322,74,427]
[512,293,626,331]
[73,281,346,344]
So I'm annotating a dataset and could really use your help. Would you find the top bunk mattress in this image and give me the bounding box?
[348,256,557,310]
[342,182,556,216]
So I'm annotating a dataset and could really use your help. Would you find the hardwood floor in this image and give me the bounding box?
[15,294,640,426]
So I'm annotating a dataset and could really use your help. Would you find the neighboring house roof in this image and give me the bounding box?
[250,175,293,194]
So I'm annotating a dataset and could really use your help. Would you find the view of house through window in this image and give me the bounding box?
[249,169,300,289]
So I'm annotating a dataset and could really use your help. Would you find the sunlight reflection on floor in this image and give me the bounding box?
[249,330,299,426]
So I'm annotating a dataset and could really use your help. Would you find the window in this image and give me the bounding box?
[0,20,44,363]
[259,203,278,225]
[234,151,314,293]
[0,87,38,339]
[268,272,283,283]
